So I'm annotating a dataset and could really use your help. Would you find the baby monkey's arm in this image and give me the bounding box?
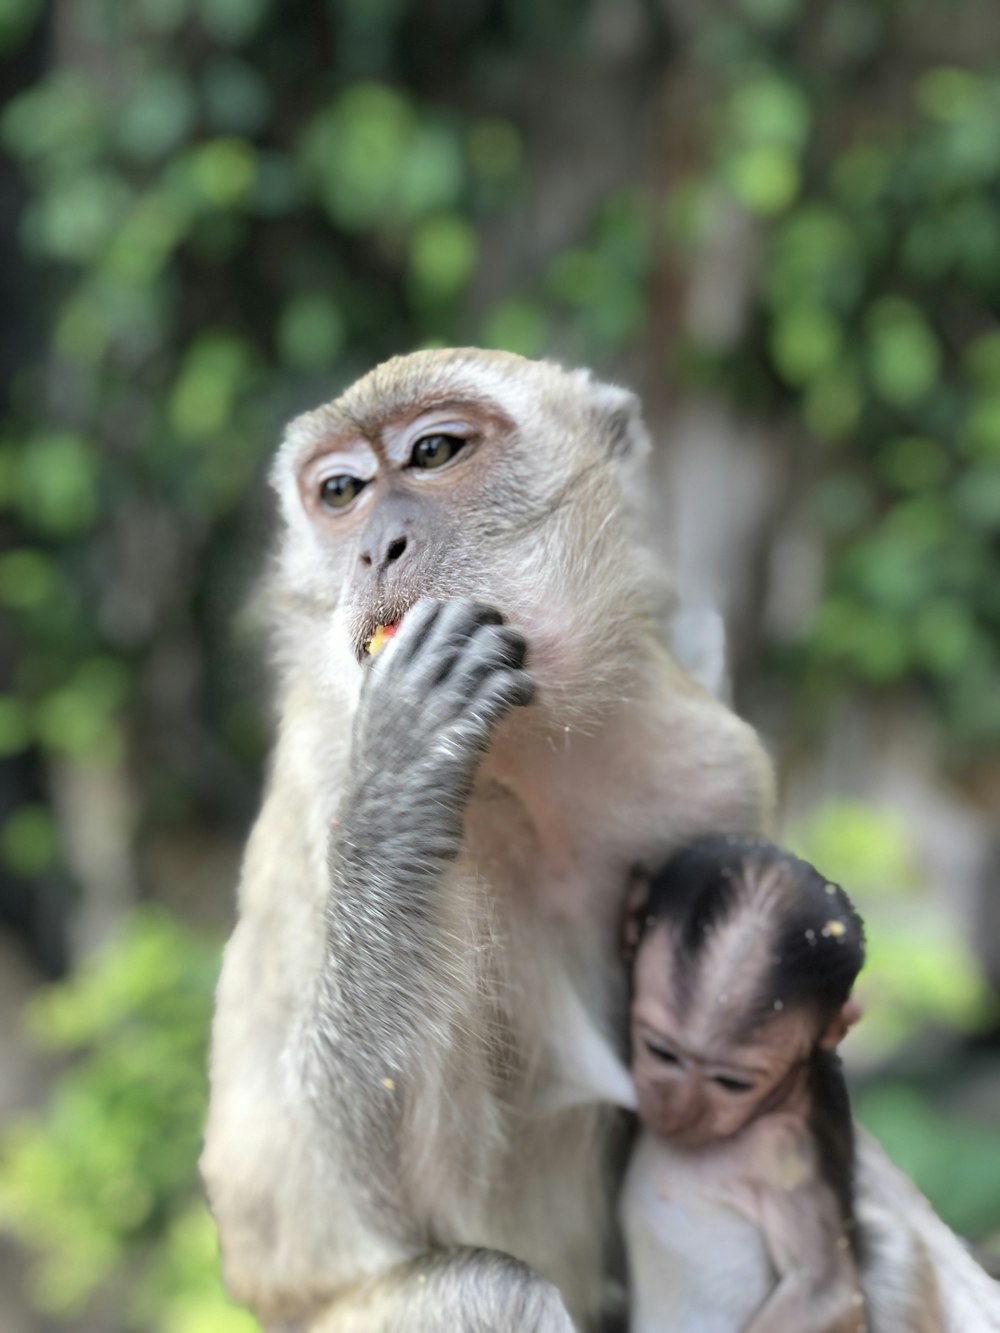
[743,1174,866,1333]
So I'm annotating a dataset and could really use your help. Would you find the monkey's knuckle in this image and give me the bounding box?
[483,669,535,713]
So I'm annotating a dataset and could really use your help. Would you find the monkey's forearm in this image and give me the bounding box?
[322,790,471,1039]
[304,1248,576,1333]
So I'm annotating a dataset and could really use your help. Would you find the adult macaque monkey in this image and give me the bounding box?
[202,350,1000,1332]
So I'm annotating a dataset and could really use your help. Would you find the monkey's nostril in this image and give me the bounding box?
[386,536,407,563]
[359,551,372,567]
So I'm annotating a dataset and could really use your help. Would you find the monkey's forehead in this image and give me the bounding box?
[279,348,593,460]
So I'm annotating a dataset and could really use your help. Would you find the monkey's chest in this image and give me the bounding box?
[621,1131,774,1333]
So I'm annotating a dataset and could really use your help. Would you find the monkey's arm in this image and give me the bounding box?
[313,599,532,1100]
[740,1181,865,1333]
[204,600,578,1331]
[854,1131,999,1333]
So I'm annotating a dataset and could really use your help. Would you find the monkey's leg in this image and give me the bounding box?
[303,1249,575,1333]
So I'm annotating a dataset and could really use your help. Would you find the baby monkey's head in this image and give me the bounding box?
[629,836,865,1149]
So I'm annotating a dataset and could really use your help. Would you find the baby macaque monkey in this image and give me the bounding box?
[622,835,869,1333]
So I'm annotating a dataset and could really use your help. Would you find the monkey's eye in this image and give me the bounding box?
[410,434,466,470]
[644,1040,680,1064]
[712,1075,754,1094]
[319,475,366,510]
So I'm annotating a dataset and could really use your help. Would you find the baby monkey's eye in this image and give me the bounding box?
[644,1039,680,1064]
[320,475,366,510]
[713,1075,754,1093]
[411,434,466,470]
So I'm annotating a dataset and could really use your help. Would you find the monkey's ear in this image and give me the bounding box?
[818,994,863,1049]
[621,869,651,964]
[583,376,652,462]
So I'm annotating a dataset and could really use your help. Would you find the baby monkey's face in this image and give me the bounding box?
[630,924,821,1149]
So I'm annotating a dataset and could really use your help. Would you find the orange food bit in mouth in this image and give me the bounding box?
[366,622,400,656]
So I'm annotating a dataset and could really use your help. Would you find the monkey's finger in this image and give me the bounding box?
[412,598,506,689]
[472,666,536,720]
[447,625,529,704]
[386,597,446,669]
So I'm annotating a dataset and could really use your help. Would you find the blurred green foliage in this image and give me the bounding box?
[0,910,256,1328]
[790,801,996,1055]
[0,0,998,1326]
[678,6,1000,746]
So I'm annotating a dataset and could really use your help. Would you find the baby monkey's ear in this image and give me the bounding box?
[818,994,864,1049]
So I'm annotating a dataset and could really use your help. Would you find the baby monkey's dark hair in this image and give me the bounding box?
[638,835,867,1240]
[641,834,866,1037]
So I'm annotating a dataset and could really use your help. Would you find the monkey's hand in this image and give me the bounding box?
[340,596,535,867]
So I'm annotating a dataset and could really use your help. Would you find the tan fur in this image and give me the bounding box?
[201,350,998,1331]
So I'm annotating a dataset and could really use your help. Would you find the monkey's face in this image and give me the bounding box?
[630,925,818,1148]
[270,350,653,705]
[290,399,514,659]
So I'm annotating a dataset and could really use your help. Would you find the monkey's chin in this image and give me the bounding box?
[645,1116,718,1151]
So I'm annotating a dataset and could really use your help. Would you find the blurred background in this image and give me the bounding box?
[0,0,998,1328]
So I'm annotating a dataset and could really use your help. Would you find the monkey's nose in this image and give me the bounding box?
[359,534,408,571]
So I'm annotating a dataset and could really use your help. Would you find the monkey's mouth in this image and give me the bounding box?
[354,601,411,663]
[365,622,400,656]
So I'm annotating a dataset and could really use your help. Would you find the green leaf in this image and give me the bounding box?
[191,138,256,208]
[169,333,254,441]
[16,432,101,536]
[1,73,104,164]
[408,214,477,299]
[199,0,269,44]
[788,800,918,896]
[116,68,198,162]
[1,804,57,877]
[26,173,130,262]
[0,696,31,756]
[867,298,941,408]
[726,144,800,215]
[953,465,1000,528]
[468,118,522,179]
[0,549,58,609]
[770,305,842,385]
[917,67,986,123]
[0,0,42,53]
[202,57,271,135]
[962,394,1000,459]
[729,75,811,151]
[482,299,548,358]
[879,436,948,491]
[277,295,346,370]
[802,367,862,442]
[301,84,415,232]
[963,331,1000,385]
